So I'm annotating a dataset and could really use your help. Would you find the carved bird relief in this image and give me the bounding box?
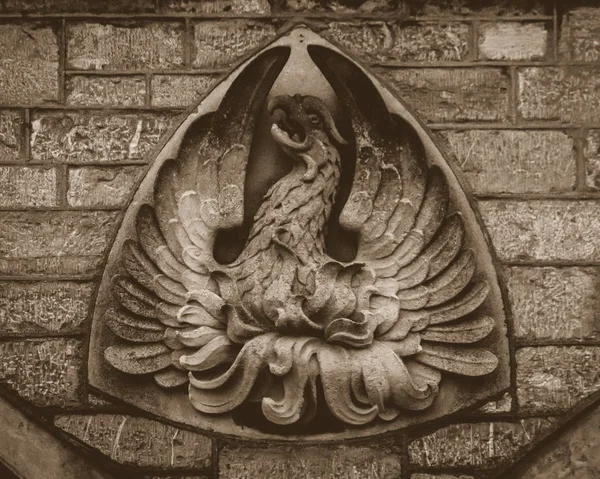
[102,44,499,428]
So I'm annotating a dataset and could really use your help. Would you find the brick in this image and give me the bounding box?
[381,68,510,122]
[0,211,119,276]
[0,339,83,406]
[583,130,600,190]
[322,22,469,63]
[0,25,58,105]
[441,130,575,194]
[517,346,600,413]
[559,7,600,61]
[160,0,270,13]
[479,22,548,60]
[479,200,600,262]
[0,167,57,207]
[0,281,94,335]
[411,475,475,479]
[507,267,600,341]
[31,112,174,164]
[278,0,398,12]
[67,166,146,208]
[0,111,24,162]
[478,392,513,414]
[518,67,600,122]
[66,76,146,107]
[192,21,277,69]
[509,399,600,479]
[408,419,554,467]
[219,445,402,479]
[151,75,217,107]
[67,23,184,70]
[54,414,212,469]
[0,0,154,13]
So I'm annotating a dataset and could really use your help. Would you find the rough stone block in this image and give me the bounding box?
[67,166,146,208]
[0,0,155,13]
[0,211,119,276]
[381,68,510,122]
[478,22,548,60]
[0,24,58,104]
[0,111,24,162]
[479,200,600,262]
[160,0,270,13]
[507,267,600,341]
[54,414,212,469]
[31,112,174,164]
[518,67,600,122]
[277,0,398,12]
[151,75,217,107]
[0,339,83,406]
[441,130,575,194]
[322,22,469,63]
[408,419,554,467]
[0,167,57,207]
[0,281,94,335]
[218,445,402,479]
[583,130,600,190]
[559,7,600,61]
[66,76,146,107]
[192,21,277,69]
[517,346,600,413]
[67,23,184,70]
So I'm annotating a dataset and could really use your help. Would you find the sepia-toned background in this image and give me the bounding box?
[0,0,598,477]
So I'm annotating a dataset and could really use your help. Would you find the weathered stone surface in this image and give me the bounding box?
[507,267,600,340]
[67,166,146,208]
[0,339,82,406]
[31,113,174,164]
[512,399,600,478]
[160,0,270,13]
[54,414,212,469]
[67,23,184,70]
[518,67,600,122]
[0,0,154,13]
[0,167,57,207]
[478,22,548,60]
[408,419,554,467]
[441,130,575,194]
[278,0,398,12]
[219,445,402,479]
[0,211,119,275]
[0,111,23,162]
[517,346,600,413]
[559,7,600,61]
[66,76,146,107]
[0,25,58,104]
[411,475,475,479]
[192,21,277,68]
[478,392,513,414]
[322,22,469,63]
[0,281,94,334]
[381,68,510,122]
[479,200,600,262]
[151,75,217,107]
[583,130,600,190]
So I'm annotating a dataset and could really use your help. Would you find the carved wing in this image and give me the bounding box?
[103,47,290,388]
[309,46,498,389]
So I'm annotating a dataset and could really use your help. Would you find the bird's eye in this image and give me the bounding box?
[308,113,320,124]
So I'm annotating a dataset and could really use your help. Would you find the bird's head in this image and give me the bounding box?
[268,94,347,155]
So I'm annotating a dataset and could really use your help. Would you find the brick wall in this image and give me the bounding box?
[0,1,599,478]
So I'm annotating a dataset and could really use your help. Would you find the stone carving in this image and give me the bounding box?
[88,27,510,439]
